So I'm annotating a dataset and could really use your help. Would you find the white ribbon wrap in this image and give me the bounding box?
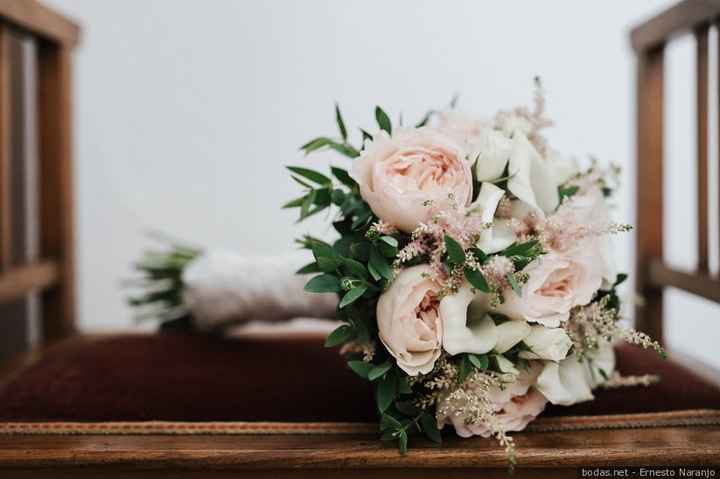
[182,251,337,330]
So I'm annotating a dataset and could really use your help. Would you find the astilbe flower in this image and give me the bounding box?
[434,370,517,466]
[511,199,631,254]
[395,196,491,293]
[565,296,665,361]
[494,76,553,156]
[599,372,660,389]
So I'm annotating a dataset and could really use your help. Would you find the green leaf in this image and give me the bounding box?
[398,430,408,454]
[324,324,355,347]
[464,267,490,293]
[341,257,369,280]
[468,353,489,370]
[335,103,348,141]
[507,273,522,297]
[300,190,314,220]
[296,262,320,275]
[558,185,580,201]
[614,273,628,287]
[286,166,332,186]
[457,355,473,383]
[397,376,413,394]
[380,236,399,248]
[380,413,402,431]
[375,106,392,135]
[444,234,466,266]
[300,137,332,154]
[501,240,542,258]
[339,285,368,308]
[290,175,314,189]
[317,256,340,273]
[328,142,360,158]
[367,262,381,282]
[376,373,397,413]
[415,109,434,128]
[282,195,307,209]
[368,361,392,381]
[331,166,356,188]
[360,128,374,146]
[348,360,374,379]
[304,274,341,293]
[369,246,394,280]
[471,247,488,264]
[311,242,337,261]
[419,413,442,444]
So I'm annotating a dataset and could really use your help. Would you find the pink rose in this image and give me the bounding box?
[376,265,443,375]
[493,246,604,327]
[439,364,547,438]
[352,128,473,233]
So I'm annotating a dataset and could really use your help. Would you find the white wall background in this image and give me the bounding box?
[45,0,720,367]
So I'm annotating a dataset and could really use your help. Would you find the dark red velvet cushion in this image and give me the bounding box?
[0,334,717,422]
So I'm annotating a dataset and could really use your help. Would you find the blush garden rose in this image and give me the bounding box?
[351,128,473,233]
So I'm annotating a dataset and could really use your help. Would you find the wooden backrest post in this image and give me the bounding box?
[635,46,665,345]
[37,40,75,342]
[0,24,10,272]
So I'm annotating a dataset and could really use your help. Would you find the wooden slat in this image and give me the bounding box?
[696,25,710,273]
[0,24,10,271]
[649,259,720,303]
[631,0,720,52]
[635,47,666,345]
[0,0,79,47]
[0,426,719,471]
[0,260,58,303]
[37,42,75,342]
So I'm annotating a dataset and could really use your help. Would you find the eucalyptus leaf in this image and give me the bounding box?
[419,413,442,444]
[507,273,522,297]
[376,374,397,413]
[335,103,348,141]
[468,353,489,370]
[398,430,408,454]
[464,267,490,293]
[304,274,341,293]
[331,166,356,188]
[369,246,394,280]
[380,413,402,431]
[324,324,355,347]
[339,285,368,308]
[300,137,332,154]
[444,234,466,266]
[368,361,392,381]
[347,360,373,379]
[375,106,392,135]
[286,166,332,186]
[295,262,320,275]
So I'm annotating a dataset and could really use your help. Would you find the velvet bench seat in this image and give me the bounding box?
[0,333,718,477]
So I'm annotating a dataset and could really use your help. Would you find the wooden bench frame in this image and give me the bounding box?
[0,0,718,477]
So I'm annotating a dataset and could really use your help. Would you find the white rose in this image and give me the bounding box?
[472,182,517,254]
[506,132,560,214]
[351,128,473,233]
[535,341,615,406]
[376,265,443,375]
[518,325,573,361]
[493,246,604,327]
[472,129,513,182]
[545,148,579,185]
[440,284,530,356]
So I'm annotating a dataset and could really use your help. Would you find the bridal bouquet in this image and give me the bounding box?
[284,82,663,463]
